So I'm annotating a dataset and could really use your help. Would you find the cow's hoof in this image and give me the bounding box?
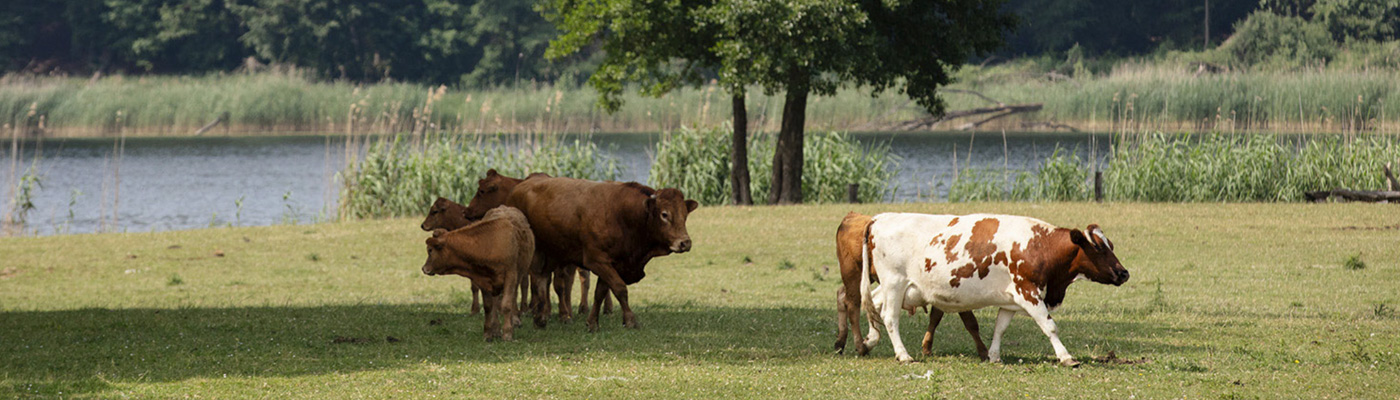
[896,355,917,364]
[921,348,933,356]
[502,334,514,342]
[1060,359,1081,368]
[856,346,870,357]
[533,317,547,329]
[484,335,496,342]
[833,342,846,354]
[976,352,990,362]
[586,322,599,333]
[559,315,573,324]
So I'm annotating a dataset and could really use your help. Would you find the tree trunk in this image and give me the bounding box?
[730,93,753,205]
[770,83,808,204]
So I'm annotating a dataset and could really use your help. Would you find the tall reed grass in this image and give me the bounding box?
[947,133,1400,202]
[649,126,896,205]
[950,62,1400,134]
[0,72,914,137]
[337,133,621,219]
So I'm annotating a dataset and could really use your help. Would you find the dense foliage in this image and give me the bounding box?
[0,0,592,85]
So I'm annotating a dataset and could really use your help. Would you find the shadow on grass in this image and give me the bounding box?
[1,302,1194,394]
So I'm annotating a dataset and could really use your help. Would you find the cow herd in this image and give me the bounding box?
[418,171,1129,366]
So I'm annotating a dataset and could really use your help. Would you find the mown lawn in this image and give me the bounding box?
[2,203,1397,399]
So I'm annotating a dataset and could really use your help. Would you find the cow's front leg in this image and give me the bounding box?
[584,256,634,332]
[987,308,1015,363]
[922,308,946,356]
[877,280,914,362]
[1021,304,1077,367]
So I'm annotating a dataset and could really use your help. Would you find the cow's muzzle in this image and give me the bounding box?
[671,238,692,253]
[1113,269,1129,286]
[422,264,437,276]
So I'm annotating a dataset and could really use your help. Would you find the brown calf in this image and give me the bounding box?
[834,212,988,359]
[421,206,534,341]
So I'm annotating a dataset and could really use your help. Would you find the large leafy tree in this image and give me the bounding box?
[547,0,1013,204]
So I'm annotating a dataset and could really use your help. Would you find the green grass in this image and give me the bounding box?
[2,203,1399,398]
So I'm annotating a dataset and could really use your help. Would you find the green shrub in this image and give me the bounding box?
[338,133,621,219]
[1218,11,1337,69]
[648,126,896,205]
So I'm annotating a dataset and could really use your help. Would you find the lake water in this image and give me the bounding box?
[0,131,1111,235]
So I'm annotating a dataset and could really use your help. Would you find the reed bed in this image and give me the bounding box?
[337,133,621,219]
[648,126,896,205]
[947,133,1400,202]
[0,72,913,137]
[9,63,1400,136]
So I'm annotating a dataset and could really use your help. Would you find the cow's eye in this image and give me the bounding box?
[661,211,670,220]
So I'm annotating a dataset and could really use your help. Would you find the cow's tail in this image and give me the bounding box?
[860,221,885,329]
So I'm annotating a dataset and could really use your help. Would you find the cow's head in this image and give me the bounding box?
[464,169,519,221]
[646,188,699,253]
[422,228,452,275]
[421,197,466,231]
[1068,224,1128,286]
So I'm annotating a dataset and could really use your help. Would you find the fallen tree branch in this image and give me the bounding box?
[894,103,1043,131]
[1305,189,1400,203]
[941,89,1005,107]
[193,111,229,136]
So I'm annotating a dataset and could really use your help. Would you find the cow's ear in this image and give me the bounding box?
[685,199,699,213]
[1069,229,1090,248]
[426,237,441,248]
[432,228,448,238]
[645,196,657,210]
[486,168,498,177]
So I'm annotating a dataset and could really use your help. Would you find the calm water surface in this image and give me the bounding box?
[0,132,1111,235]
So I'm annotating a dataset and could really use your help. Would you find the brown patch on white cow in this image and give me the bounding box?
[924,258,935,272]
[947,217,959,227]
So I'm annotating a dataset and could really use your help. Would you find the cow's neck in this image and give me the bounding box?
[443,203,471,230]
[1032,229,1083,309]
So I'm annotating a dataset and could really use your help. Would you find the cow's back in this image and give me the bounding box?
[506,177,635,265]
[908,214,1058,312]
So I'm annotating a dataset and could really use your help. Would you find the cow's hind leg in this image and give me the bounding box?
[482,291,501,341]
[577,268,591,317]
[552,265,575,324]
[877,280,913,362]
[530,263,552,329]
[987,308,1015,363]
[470,284,482,315]
[835,287,850,354]
[921,308,946,356]
[958,311,989,360]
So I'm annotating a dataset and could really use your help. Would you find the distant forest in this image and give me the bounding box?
[3,0,1394,85]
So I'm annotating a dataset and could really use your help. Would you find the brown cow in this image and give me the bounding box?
[464,169,614,319]
[422,206,534,341]
[833,212,988,359]
[506,177,697,331]
[420,197,485,314]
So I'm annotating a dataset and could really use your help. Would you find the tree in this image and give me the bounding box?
[541,0,762,203]
[702,0,1014,203]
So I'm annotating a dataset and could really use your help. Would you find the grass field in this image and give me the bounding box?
[2,202,1398,398]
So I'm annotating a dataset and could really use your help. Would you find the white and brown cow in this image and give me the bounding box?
[860,213,1128,366]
